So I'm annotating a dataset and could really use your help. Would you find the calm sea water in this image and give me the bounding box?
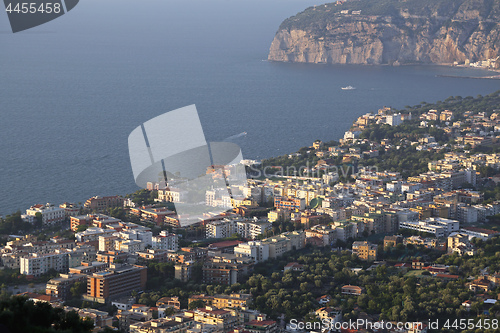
[0,0,499,215]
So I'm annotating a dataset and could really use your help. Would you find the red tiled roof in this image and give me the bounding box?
[247,320,276,327]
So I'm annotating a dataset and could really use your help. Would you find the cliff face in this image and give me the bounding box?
[268,0,500,65]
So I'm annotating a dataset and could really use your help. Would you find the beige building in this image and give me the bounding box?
[185,307,237,333]
[352,241,378,261]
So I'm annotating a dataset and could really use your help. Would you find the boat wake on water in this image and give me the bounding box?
[223,131,247,142]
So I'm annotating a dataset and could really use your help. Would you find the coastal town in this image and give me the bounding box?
[2,92,500,332]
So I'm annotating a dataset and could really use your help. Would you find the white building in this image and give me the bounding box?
[152,232,179,251]
[234,241,269,263]
[76,227,115,242]
[99,235,119,252]
[205,218,271,239]
[343,130,361,141]
[118,239,144,253]
[20,251,69,277]
[117,229,153,248]
[26,203,66,226]
[158,188,184,203]
[399,217,459,237]
[386,113,402,126]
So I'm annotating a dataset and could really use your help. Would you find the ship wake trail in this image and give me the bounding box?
[223,132,247,142]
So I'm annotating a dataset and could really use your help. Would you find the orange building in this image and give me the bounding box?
[86,264,147,303]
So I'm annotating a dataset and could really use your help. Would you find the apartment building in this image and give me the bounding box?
[86,264,147,303]
[118,239,144,253]
[20,251,69,277]
[203,255,254,285]
[212,294,252,309]
[174,263,193,282]
[447,232,475,256]
[96,250,129,264]
[26,203,66,226]
[46,273,87,300]
[352,241,378,261]
[76,227,115,242]
[305,225,337,246]
[234,241,269,263]
[99,235,119,252]
[205,218,270,239]
[351,213,385,235]
[137,249,170,262]
[129,206,176,226]
[59,202,80,217]
[460,227,500,240]
[158,188,184,203]
[399,217,459,238]
[185,307,237,333]
[130,317,194,333]
[70,214,121,232]
[84,195,124,212]
[152,231,179,251]
[274,196,305,211]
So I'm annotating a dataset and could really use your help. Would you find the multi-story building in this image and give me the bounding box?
[174,263,193,282]
[261,231,306,259]
[239,220,272,239]
[84,195,124,212]
[99,235,119,252]
[460,227,500,240]
[399,217,459,238]
[85,264,147,303]
[69,261,108,275]
[76,227,115,242]
[203,255,254,285]
[185,306,238,333]
[26,203,66,226]
[267,209,291,223]
[73,308,113,329]
[46,273,87,300]
[130,317,194,333]
[352,241,378,261]
[351,213,385,235]
[305,225,337,246]
[20,251,69,277]
[96,250,129,264]
[116,229,153,249]
[129,206,177,226]
[212,294,252,309]
[206,219,238,239]
[274,197,305,211]
[158,188,184,203]
[152,231,179,251]
[137,249,170,262]
[234,241,269,263]
[70,214,122,232]
[59,202,80,217]
[383,235,403,248]
[447,232,475,256]
[67,245,97,267]
[118,239,144,253]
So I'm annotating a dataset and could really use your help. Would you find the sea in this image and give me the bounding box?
[0,0,499,215]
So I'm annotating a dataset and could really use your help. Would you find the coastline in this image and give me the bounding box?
[268,59,500,79]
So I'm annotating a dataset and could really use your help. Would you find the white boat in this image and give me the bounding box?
[341,85,356,90]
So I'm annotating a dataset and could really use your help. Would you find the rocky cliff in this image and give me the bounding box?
[268,0,500,65]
